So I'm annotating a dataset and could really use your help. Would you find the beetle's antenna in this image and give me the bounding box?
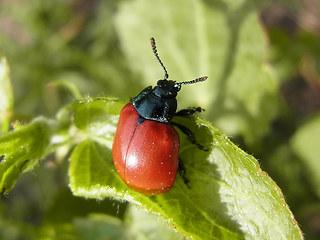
[175,76,208,87]
[150,37,169,80]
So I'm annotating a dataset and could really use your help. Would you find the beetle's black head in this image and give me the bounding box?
[131,38,208,123]
[152,80,181,98]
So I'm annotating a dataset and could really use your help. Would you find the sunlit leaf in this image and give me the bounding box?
[69,98,303,239]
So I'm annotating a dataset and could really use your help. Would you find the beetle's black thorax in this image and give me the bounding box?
[132,80,181,123]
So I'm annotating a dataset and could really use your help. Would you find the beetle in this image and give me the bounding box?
[112,37,207,195]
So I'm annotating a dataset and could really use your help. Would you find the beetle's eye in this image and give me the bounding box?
[175,85,181,92]
[157,80,164,87]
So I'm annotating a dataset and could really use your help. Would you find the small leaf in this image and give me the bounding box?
[125,204,186,240]
[0,118,52,194]
[45,187,127,224]
[291,114,320,198]
[69,98,303,239]
[71,97,123,147]
[69,139,121,199]
[48,78,83,100]
[73,214,126,240]
[0,54,13,133]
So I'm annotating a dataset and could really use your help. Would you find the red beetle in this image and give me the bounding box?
[112,38,207,195]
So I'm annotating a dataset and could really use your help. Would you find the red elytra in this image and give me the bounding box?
[112,103,180,195]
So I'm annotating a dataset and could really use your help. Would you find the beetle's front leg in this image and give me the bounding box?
[172,122,208,151]
[175,107,204,117]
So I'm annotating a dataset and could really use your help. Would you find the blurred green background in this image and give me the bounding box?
[0,0,320,239]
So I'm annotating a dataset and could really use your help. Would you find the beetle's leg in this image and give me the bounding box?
[172,122,208,151]
[175,107,204,116]
[137,116,146,124]
[178,159,190,188]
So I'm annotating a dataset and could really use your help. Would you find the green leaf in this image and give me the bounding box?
[45,194,184,239]
[124,204,186,240]
[71,97,123,147]
[34,214,125,240]
[48,78,83,100]
[69,139,120,199]
[69,98,303,239]
[291,114,320,198]
[0,118,53,194]
[0,54,13,134]
[72,214,126,240]
[45,187,127,224]
[114,0,278,144]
